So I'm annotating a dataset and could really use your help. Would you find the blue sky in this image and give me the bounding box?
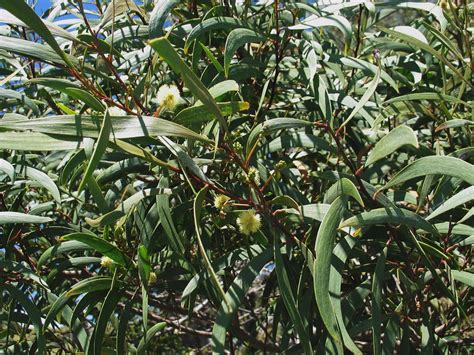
[35,0,52,13]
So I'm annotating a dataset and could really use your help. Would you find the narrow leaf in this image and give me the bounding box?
[149,0,180,39]
[224,28,265,76]
[274,233,314,354]
[313,197,345,352]
[372,246,388,355]
[0,211,52,224]
[339,207,438,236]
[78,110,112,192]
[427,186,474,221]
[381,156,474,191]
[136,322,167,354]
[365,125,419,166]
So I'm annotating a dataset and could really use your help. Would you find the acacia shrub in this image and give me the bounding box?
[0,0,473,353]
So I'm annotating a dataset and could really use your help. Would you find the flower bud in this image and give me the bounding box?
[246,167,260,185]
[214,194,230,210]
[148,271,157,285]
[275,160,286,171]
[233,141,243,153]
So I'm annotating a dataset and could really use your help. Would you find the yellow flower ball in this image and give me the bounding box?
[237,210,261,235]
[100,256,114,268]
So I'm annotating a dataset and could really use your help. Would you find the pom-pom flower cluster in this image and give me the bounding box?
[157,84,181,111]
[236,210,261,235]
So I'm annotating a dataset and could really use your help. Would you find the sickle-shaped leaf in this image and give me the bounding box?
[117,299,134,354]
[269,195,300,210]
[92,286,123,355]
[313,197,345,353]
[28,78,82,90]
[195,80,240,105]
[339,65,380,130]
[372,246,388,355]
[38,240,93,268]
[185,17,245,52]
[156,195,185,255]
[435,119,474,132]
[365,125,419,166]
[0,131,83,151]
[0,159,14,180]
[290,15,352,46]
[66,276,115,297]
[78,110,111,192]
[0,115,212,143]
[427,186,474,221]
[392,26,428,44]
[18,165,61,202]
[224,28,266,76]
[0,35,70,66]
[384,92,471,107]
[324,177,364,207]
[0,212,52,225]
[149,0,180,39]
[339,207,439,236]
[381,156,474,191]
[62,88,106,112]
[330,235,361,354]
[44,277,114,329]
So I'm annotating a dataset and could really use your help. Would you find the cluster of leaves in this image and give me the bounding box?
[0,0,473,353]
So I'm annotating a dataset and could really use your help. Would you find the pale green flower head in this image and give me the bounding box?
[237,210,261,235]
[100,256,114,268]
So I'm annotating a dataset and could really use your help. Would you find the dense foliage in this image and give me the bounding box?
[0,0,473,353]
